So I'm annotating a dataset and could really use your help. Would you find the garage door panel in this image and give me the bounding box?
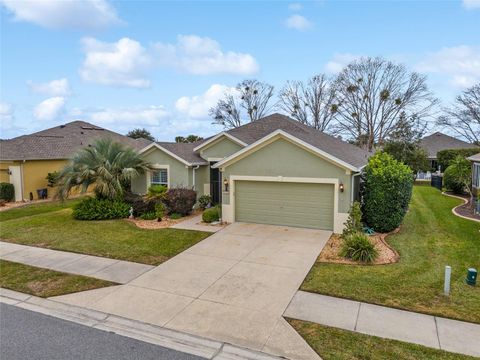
[235,181,334,230]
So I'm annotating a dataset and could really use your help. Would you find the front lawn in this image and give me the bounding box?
[0,202,211,265]
[301,186,480,323]
[0,198,82,222]
[288,319,475,360]
[0,260,116,298]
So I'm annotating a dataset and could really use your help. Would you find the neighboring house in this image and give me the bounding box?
[468,153,480,197]
[132,114,371,233]
[420,132,477,171]
[0,121,151,202]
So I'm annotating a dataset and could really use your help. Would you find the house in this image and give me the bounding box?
[468,153,480,197]
[132,113,371,233]
[0,121,151,202]
[420,132,477,171]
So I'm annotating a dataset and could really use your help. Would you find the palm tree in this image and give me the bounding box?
[57,138,150,200]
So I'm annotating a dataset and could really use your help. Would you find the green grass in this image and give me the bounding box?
[288,319,475,360]
[0,260,116,298]
[301,186,480,323]
[0,202,211,265]
[0,198,82,222]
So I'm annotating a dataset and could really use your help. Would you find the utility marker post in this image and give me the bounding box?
[444,266,451,296]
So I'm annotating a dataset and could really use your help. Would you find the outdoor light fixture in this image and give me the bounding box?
[223,178,229,192]
[339,183,344,192]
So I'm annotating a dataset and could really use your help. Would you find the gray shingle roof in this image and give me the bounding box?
[225,113,371,169]
[468,153,480,162]
[0,121,152,161]
[156,141,207,165]
[419,132,478,159]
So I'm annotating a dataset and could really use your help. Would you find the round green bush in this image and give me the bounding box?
[361,152,414,233]
[202,206,220,223]
[0,183,14,202]
[443,165,466,194]
[73,197,130,220]
[340,232,378,263]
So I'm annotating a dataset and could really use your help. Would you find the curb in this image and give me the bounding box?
[441,192,480,224]
[0,288,286,360]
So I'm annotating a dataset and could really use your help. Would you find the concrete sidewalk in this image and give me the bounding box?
[0,242,154,284]
[284,291,480,358]
[171,215,227,233]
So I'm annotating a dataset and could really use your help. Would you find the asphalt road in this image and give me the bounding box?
[0,303,205,360]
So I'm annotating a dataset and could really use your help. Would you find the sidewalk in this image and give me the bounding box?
[171,214,227,233]
[0,288,285,360]
[0,242,154,284]
[284,291,480,358]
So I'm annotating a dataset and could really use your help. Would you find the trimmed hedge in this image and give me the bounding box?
[202,206,220,223]
[163,188,197,216]
[73,197,130,220]
[361,152,414,233]
[437,148,479,171]
[0,183,14,202]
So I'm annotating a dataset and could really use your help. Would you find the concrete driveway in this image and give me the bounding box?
[52,223,331,359]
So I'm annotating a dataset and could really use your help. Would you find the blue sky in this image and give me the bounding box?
[1,0,479,141]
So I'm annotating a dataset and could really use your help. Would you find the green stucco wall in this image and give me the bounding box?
[221,138,352,213]
[200,137,243,160]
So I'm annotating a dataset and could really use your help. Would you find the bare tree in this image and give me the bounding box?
[437,83,480,144]
[279,75,338,132]
[334,57,438,151]
[209,79,274,129]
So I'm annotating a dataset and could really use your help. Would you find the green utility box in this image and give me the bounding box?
[466,268,477,286]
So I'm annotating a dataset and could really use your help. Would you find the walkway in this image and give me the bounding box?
[171,214,227,233]
[49,222,332,360]
[0,242,154,284]
[284,291,480,358]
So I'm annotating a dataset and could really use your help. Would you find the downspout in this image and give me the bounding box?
[351,171,361,203]
[192,165,200,190]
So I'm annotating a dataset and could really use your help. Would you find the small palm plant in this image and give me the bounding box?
[57,138,150,200]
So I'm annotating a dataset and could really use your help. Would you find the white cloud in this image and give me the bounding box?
[33,97,65,120]
[27,78,70,96]
[415,45,480,87]
[284,14,313,31]
[154,35,259,75]
[288,3,303,11]
[1,0,122,30]
[325,53,360,73]
[175,84,238,118]
[80,37,151,88]
[0,102,14,122]
[86,106,168,126]
[463,0,480,9]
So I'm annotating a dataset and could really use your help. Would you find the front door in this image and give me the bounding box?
[210,163,222,204]
[9,166,22,202]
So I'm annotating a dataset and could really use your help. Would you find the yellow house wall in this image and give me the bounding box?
[22,160,69,200]
[0,161,13,183]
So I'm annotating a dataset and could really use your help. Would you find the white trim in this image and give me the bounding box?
[225,175,341,232]
[147,164,170,188]
[206,157,223,162]
[213,130,360,172]
[193,132,247,152]
[139,143,192,166]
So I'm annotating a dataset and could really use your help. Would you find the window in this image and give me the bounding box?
[151,169,168,187]
[474,163,480,188]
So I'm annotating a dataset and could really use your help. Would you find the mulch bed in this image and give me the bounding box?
[444,192,480,221]
[128,211,201,229]
[318,231,400,265]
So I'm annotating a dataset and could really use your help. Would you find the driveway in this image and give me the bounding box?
[52,223,331,360]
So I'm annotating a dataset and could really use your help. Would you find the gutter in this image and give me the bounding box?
[192,165,200,190]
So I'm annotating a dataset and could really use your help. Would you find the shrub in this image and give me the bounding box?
[437,148,479,171]
[361,152,414,233]
[169,212,182,220]
[163,187,197,216]
[443,166,466,194]
[443,155,471,195]
[0,183,14,202]
[203,206,220,223]
[197,195,212,210]
[123,192,156,216]
[73,197,130,220]
[342,201,363,238]
[340,232,378,263]
[147,184,167,199]
[46,172,59,187]
[140,211,157,220]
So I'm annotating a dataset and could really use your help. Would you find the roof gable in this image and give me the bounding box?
[420,132,478,158]
[193,132,247,152]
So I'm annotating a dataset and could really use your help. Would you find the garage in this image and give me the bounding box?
[234,180,334,230]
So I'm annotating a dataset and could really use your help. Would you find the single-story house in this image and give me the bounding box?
[468,153,480,196]
[0,121,151,201]
[420,132,478,171]
[132,113,371,233]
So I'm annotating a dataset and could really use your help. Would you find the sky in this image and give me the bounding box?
[0,0,479,141]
